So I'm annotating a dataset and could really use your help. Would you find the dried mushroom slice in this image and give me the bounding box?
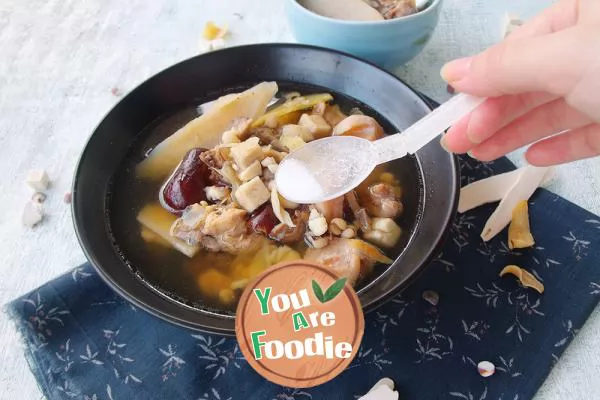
[499,265,544,294]
[508,200,535,249]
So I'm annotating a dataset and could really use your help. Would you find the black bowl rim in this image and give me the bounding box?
[71,42,459,335]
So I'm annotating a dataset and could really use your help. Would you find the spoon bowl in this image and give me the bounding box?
[275,136,377,203]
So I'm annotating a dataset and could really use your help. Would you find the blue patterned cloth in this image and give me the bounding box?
[6,154,600,400]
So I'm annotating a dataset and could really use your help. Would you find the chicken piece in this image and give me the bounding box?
[306,237,387,286]
[171,203,263,254]
[198,147,232,189]
[333,115,384,141]
[198,147,225,170]
[202,207,248,236]
[250,127,278,145]
[305,238,393,285]
[305,239,363,285]
[362,183,403,218]
[314,195,344,222]
[247,127,289,153]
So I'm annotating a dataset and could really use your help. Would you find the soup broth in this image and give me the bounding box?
[109,82,421,314]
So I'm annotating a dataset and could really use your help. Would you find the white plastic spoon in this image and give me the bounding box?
[275,93,486,204]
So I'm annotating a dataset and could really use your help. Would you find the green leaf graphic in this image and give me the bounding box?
[312,280,325,303]
[323,277,348,303]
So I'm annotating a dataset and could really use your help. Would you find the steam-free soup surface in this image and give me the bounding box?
[109,83,420,314]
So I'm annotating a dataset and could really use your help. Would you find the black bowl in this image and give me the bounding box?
[72,43,459,335]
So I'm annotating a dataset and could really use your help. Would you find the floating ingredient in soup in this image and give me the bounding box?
[128,81,406,309]
[363,217,402,248]
[248,204,279,236]
[136,81,277,180]
[252,93,333,128]
[137,204,199,257]
[333,115,385,141]
[170,203,264,255]
[304,238,392,286]
[159,148,212,214]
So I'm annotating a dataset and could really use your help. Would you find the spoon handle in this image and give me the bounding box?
[374,93,486,164]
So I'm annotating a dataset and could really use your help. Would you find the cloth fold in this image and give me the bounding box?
[6,154,600,400]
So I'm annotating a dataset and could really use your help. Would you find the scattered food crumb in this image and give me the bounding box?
[22,201,44,227]
[111,87,124,97]
[26,169,50,191]
[64,192,73,204]
[446,84,455,94]
[477,360,495,377]
[199,21,229,54]
[422,290,439,306]
[499,265,544,294]
[233,12,244,20]
[202,21,228,41]
[31,192,46,204]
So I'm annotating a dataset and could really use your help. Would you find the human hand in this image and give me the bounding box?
[439,0,600,166]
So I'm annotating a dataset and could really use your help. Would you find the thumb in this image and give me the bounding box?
[440,28,589,98]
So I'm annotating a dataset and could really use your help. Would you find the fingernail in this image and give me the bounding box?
[467,150,478,159]
[441,57,472,83]
[440,135,451,152]
[462,112,482,144]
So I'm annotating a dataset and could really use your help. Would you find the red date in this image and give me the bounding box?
[248,204,278,235]
[159,148,210,214]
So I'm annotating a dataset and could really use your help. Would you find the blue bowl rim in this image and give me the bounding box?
[286,0,443,26]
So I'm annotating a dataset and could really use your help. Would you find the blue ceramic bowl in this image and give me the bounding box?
[284,0,443,69]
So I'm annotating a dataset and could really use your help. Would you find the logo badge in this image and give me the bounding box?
[235,261,364,388]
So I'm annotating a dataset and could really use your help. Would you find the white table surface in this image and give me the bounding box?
[1,0,599,399]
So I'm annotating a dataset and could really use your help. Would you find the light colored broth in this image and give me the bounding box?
[109,91,420,314]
